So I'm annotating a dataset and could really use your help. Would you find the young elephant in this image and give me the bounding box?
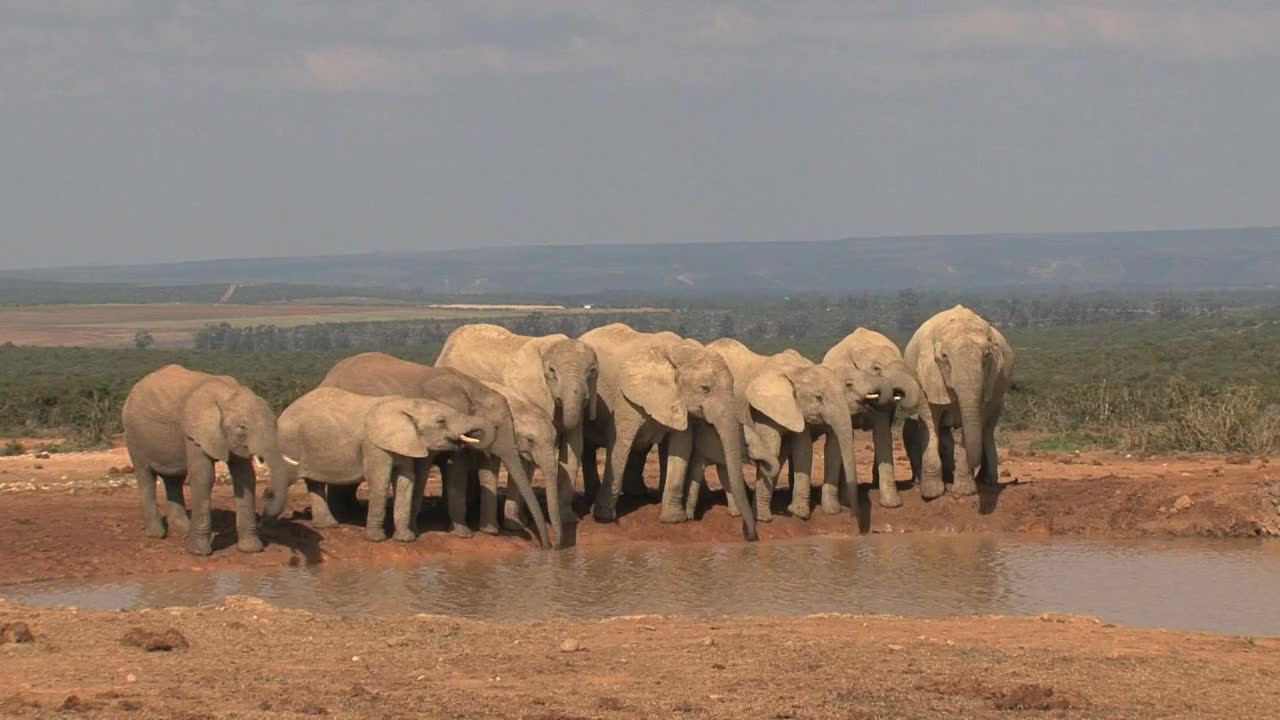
[823,328,922,508]
[122,365,291,556]
[277,387,492,542]
[706,340,864,525]
[903,306,1015,499]
[662,412,781,522]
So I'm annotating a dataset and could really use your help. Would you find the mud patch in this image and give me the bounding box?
[990,684,1085,711]
[121,627,188,652]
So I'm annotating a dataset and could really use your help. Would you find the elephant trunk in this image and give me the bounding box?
[956,379,985,475]
[253,438,292,522]
[884,363,922,412]
[559,383,586,432]
[711,408,758,542]
[825,405,866,532]
[457,417,496,451]
[534,444,564,548]
[492,426,551,548]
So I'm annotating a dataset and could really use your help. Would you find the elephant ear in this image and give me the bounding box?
[745,372,805,433]
[983,330,1014,404]
[366,401,431,458]
[501,337,561,418]
[912,340,950,405]
[621,347,687,431]
[181,386,229,462]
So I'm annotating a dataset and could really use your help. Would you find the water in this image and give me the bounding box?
[4,535,1278,636]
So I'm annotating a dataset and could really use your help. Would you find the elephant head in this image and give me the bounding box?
[742,362,861,524]
[181,383,291,520]
[861,359,922,413]
[367,398,494,457]
[916,321,1007,472]
[503,336,599,431]
[621,340,758,541]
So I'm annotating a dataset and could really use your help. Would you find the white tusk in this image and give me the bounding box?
[459,435,481,445]
[281,454,300,466]
[864,392,880,400]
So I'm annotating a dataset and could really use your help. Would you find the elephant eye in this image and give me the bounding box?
[699,383,712,394]
[434,415,448,427]
[814,393,824,403]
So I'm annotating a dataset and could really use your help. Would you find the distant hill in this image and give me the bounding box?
[7,228,1279,295]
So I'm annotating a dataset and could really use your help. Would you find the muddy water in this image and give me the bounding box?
[4,535,1279,636]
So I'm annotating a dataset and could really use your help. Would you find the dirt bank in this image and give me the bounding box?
[1,442,1278,586]
[1,597,1276,720]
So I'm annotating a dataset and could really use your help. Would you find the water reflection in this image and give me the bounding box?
[3,535,1277,637]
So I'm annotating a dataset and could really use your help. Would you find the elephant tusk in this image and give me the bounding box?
[864,392,881,400]
[893,391,905,400]
[281,454,300,466]
[458,434,481,445]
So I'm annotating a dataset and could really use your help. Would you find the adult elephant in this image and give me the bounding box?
[122,365,291,556]
[706,340,865,525]
[435,324,597,545]
[319,353,551,548]
[579,324,758,542]
[277,388,492,542]
[823,328,922,508]
[472,380,563,539]
[903,306,1015,499]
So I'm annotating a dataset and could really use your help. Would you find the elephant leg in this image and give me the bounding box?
[821,433,845,515]
[503,459,535,532]
[979,408,1002,485]
[228,458,264,553]
[135,464,166,539]
[721,464,741,517]
[327,483,359,520]
[950,424,977,496]
[551,428,583,543]
[623,444,650,497]
[161,473,190,535]
[391,462,418,543]
[659,428,692,523]
[581,441,600,503]
[306,480,340,528]
[184,454,215,556]
[918,409,945,500]
[684,453,707,520]
[445,458,476,538]
[596,435,635,523]
[903,418,923,484]
[754,456,780,523]
[785,432,814,520]
[362,453,392,542]
[410,459,430,534]
[871,412,902,508]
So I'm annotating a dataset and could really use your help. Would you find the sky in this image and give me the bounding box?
[2,1,1279,270]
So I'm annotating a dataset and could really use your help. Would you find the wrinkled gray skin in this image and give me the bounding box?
[319,353,551,548]
[436,324,597,547]
[277,387,492,543]
[707,340,864,526]
[903,306,1015,499]
[122,364,290,556]
[823,328,923,508]
[580,324,758,542]
[471,381,562,541]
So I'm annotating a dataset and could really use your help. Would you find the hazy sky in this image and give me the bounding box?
[3,1,1279,269]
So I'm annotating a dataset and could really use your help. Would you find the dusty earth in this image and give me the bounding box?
[1,440,1278,718]
[1,598,1277,719]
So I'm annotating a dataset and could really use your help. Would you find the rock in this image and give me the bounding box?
[60,694,81,711]
[121,628,188,652]
[887,644,905,651]
[1,622,34,644]
[1000,469,1012,478]
[35,452,50,460]
[702,637,716,647]
[1056,457,1074,465]
[32,464,43,470]
[1173,495,1194,512]
[1225,455,1252,465]
[125,674,137,684]
[560,638,581,653]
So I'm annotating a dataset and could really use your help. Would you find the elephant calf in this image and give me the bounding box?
[122,364,291,556]
[277,387,492,542]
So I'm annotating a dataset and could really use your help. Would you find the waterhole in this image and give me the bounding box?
[4,535,1278,636]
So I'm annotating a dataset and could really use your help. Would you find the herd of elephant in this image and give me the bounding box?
[122,305,1014,555]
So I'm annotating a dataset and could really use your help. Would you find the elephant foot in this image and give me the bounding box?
[452,523,476,539]
[820,486,843,515]
[787,502,812,520]
[144,522,167,539]
[167,512,190,535]
[365,528,388,543]
[501,517,526,533]
[919,475,946,500]
[756,509,774,523]
[878,489,904,508]
[951,476,978,497]
[726,503,741,518]
[392,529,417,543]
[236,535,265,553]
[186,535,213,556]
[592,505,617,524]
[658,506,687,524]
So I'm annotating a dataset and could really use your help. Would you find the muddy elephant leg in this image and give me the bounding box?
[184,451,215,556]
[362,452,392,542]
[903,418,923,484]
[410,459,430,534]
[918,409,945,500]
[623,444,650,497]
[786,432,814,520]
[979,408,1002,485]
[161,473,190,535]
[391,461,418,543]
[659,428,693,523]
[227,458,264,553]
[448,456,478,535]
[871,412,902,508]
[754,455,780,524]
[596,434,635,523]
[951,423,977,496]
[581,441,600,502]
[821,433,845,515]
[684,453,707,520]
[305,480,340,528]
[135,465,166,539]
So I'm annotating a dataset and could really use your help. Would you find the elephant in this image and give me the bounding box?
[706,339,865,525]
[662,410,781,522]
[276,387,492,542]
[318,352,551,548]
[822,328,923,508]
[578,324,758,541]
[903,305,1015,499]
[121,364,290,556]
[469,380,563,538]
[435,324,598,545]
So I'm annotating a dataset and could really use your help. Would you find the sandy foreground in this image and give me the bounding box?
[1,443,1279,718]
